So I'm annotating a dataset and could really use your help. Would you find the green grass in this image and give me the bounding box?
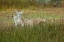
[0,21,64,42]
[0,9,64,42]
[22,13,64,19]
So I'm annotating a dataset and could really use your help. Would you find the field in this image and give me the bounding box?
[0,7,64,42]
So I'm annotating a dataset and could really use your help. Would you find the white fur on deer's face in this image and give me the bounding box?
[13,15,24,26]
[13,16,18,21]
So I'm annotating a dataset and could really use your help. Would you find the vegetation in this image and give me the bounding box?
[0,8,64,42]
[0,21,64,42]
[0,0,64,42]
[0,0,63,8]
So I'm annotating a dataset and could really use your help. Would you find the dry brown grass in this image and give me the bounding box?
[0,7,64,16]
[24,7,64,15]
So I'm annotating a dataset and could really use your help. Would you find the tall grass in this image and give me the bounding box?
[0,19,64,42]
[0,9,64,42]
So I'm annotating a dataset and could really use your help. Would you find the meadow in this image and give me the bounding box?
[0,7,64,42]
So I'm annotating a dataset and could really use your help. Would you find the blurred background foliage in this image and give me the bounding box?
[0,0,64,8]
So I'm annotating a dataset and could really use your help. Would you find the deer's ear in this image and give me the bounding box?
[14,10,24,15]
[20,10,24,14]
[15,10,18,15]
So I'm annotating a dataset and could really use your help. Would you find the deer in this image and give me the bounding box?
[13,10,46,26]
[13,10,34,26]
